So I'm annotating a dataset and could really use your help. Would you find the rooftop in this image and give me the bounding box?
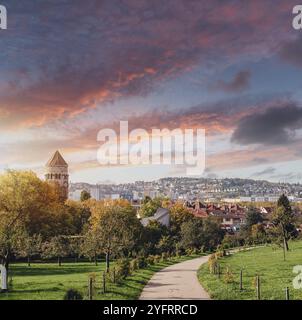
[46,150,68,167]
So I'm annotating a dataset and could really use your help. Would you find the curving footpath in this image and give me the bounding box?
[139,255,211,300]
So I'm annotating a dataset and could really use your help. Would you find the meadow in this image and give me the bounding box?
[0,255,198,300]
[198,241,302,300]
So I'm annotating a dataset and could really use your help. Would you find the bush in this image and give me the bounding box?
[224,267,234,284]
[161,252,168,262]
[130,258,139,272]
[63,288,83,300]
[208,254,218,274]
[154,255,161,264]
[186,248,195,256]
[137,256,148,268]
[146,255,155,265]
[115,258,131,279]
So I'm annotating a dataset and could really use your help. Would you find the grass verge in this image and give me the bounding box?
[198,241,302,300]
[0,255,200,300]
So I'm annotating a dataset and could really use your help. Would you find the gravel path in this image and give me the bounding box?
[139,255,211,300]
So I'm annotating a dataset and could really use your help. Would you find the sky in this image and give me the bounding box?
[0,0,302,184]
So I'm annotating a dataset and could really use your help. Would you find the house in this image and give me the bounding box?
[140,207,170,227]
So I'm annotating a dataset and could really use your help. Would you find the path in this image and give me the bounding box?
[139,255,210,300]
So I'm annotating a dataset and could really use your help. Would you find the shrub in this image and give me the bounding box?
[208,254,218,274]
[161,252,168,262]
[115,258,131,279]
[130,258,139,272]
[185,248,195,256]
[137,256,148,268]
[146,255,155,265]
[154,255,161,264]
[63,288,83,300]
[224,267,234,284]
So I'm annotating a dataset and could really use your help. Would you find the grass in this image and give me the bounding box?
[198,241,302,300]
[0,255,199,300]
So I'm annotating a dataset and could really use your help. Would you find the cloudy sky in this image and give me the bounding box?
[0,0,302,183]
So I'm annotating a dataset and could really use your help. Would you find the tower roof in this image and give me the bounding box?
[46,150,68,167]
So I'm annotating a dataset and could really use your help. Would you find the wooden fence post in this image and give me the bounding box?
[88,277,93,300]
[285,287,289,300]
[256,275,260,300]
[103,271,106,294]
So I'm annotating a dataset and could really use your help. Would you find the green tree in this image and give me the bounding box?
[139,197,162,218]
[89,202,143,271]
[42,236,70,266]
[244,207,263,230]
[272,194,296,252]
[16,233,42,266]
[80,190,91,202]
[0,170,60,290]
[180,218,204,250]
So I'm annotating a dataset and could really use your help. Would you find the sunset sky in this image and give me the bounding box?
[0,0,302,183]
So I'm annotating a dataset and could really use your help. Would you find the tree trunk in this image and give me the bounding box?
[94,254,98,266]
[282,225,289,252]
[58,256,62,266]
[283,238,286,261]
[106,252,110,273]
[0,264,8,292]
[27,256,31,267]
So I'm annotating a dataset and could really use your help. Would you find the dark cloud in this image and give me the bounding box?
[252,167,276,177]
[231,104,302,145]
[211,71,251,93]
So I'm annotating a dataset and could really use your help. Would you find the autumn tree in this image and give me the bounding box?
[0,170,60,290]
[42,236,70,266]
[80,190,91,202]
[139,197,162,218]
[16,233,42,266]
[272,194,296,252]
[89,200,143,272]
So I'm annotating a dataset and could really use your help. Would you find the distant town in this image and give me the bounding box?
[69,177,302,203]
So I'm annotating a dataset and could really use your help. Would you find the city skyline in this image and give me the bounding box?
[1,1,302,184]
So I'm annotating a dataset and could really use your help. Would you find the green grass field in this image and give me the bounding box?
[198,241,302,300]
[0,255,198,300]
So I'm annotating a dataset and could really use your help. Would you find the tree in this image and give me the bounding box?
[180,217,224,251]
[0,170,60,290]
[180,218,204,250]
[272,194,296,253]
[244,207,263,231]
[139,197,162,218]
[16,233,42,266]
[142,220,169,255]
[79,229,102,265]
[80,190,91,202]
[42,236,70,266]
[89,201,143,271]
[201,218,225,251]
[169,202,194,237]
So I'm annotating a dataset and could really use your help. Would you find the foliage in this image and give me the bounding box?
[63,288,83,300]
[272,194,296,251]
[80,190,91,202]
[115,258,131,280]
[244,207,263,231]
[139,197,162,218]
[42,236,70,265]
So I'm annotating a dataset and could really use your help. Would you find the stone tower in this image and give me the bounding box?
[45,150,69,201]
